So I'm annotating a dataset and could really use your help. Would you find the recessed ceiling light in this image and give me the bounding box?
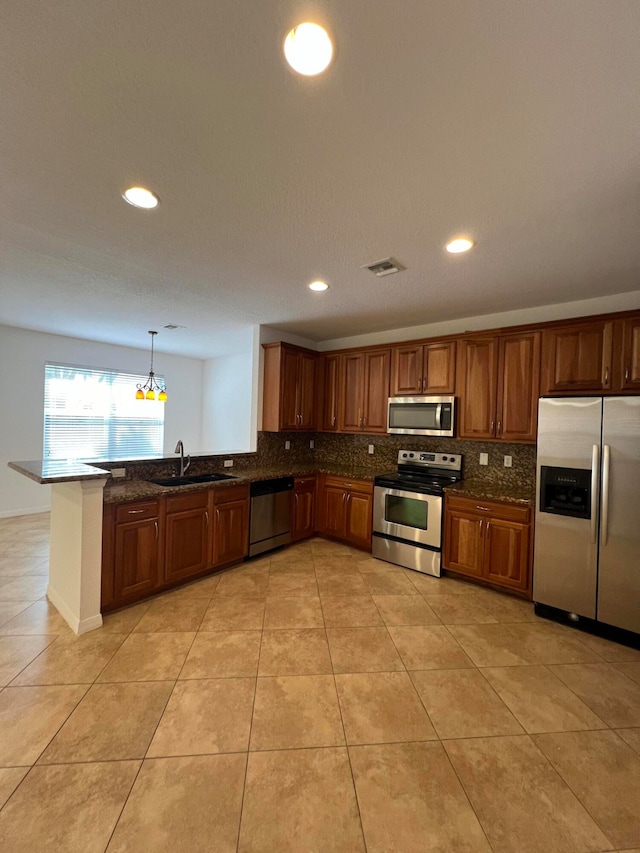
[308,280,329,292]
[445,237,475,254]
[122,186,159,209]
[284,23,333,76]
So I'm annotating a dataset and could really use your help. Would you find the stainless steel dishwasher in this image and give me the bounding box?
[249,477,294,557]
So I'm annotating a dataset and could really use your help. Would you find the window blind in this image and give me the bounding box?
[44,363,165,461]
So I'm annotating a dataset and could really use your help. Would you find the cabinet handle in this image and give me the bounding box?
[480,518,484,536]
[332,415,336,426]
[497,421,502,436]
[154,521,158,539]
[625,367,630,382]
[128,508,145,514]
[476,505,490,512]
[604,367,609,386]
[215,508,220,521]
[204,511,209,527]
[490,421,495,436]
[362,416,366,427]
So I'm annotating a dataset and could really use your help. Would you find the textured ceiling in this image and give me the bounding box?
[1,1,639,358]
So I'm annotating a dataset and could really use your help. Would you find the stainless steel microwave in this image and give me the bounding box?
[387,396,455,436]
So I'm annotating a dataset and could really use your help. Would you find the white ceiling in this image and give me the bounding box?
[1,1,639,359]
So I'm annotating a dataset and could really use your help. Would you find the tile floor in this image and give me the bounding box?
[0,512,639,851]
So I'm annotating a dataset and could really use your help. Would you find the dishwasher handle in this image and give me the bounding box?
[250,477,295,498]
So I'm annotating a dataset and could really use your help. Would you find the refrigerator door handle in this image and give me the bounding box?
[601,444,610,546]
[590,444,599,545]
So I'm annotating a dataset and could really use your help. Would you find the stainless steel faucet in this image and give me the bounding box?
[174,440,191,477]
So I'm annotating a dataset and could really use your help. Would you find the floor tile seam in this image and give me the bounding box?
[101,754,146,851]
[543,662,630,728]
[471,664,539,733]
[239,628,265,848]
[4,633,72,687]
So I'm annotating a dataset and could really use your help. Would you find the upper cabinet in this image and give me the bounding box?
[390,340,456,396]
[340,348,390,433]
[262,342,318,431]
[617,315,640,391]
[457,331,541,442]
[541,320,613,394]
[317,353,342,431]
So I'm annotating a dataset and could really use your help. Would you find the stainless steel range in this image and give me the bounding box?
[372,450,463,577]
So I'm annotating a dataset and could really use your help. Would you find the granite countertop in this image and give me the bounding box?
[445,479,535,506]
[9,459,111,484]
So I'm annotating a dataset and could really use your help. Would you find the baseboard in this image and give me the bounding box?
[0,505,51,519]
[46,584,103,635]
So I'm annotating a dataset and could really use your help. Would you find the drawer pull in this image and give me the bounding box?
[625,367,630,382]
[128,509,145,514]
[154,521,158,539]
[205,511,209,527]
[476,505,490,512]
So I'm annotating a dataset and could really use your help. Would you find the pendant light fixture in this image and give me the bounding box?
[136,331,167,401]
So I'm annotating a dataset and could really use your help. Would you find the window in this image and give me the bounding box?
[44,363,165,461]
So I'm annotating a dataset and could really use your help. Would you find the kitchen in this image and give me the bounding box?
[2,2,640,851]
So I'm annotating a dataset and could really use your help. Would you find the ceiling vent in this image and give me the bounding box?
[363,257,405,277]
[163,324,186,330]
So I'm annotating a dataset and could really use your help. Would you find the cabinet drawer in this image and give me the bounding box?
[446,495,530,523]
[213,483,250,505]
[115,501,159,523]
[295,476,317,490]
[165,491,209,514]
[324,476,373,495]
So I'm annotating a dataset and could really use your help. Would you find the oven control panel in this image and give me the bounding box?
[396,450,462,472]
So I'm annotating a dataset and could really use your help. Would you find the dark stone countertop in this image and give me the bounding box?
[9,459,111,484]
[445,479,535,506]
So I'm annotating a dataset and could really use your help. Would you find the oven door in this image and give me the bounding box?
[373,486,442,550]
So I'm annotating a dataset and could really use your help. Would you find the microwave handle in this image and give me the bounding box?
[435,403,442,428]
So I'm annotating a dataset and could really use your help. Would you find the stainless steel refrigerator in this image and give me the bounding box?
[534,396,640,635]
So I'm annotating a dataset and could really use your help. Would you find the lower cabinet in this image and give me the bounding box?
[443,495,532,594]
[292,476,316,542]
[212,485,250,568]
[111,501,161,604]
[164,492,210,582]
[317,475,373,551]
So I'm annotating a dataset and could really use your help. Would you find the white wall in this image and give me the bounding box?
[0,325,204,517]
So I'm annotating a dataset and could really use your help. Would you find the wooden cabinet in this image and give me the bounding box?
[102,500,161,607]
[391,340,456,396]
[212,485,249,567]
[541,320,613,394]
[443,495,532,594]
[262,342,317,431]
[317,475,373,550]
[457,331,540,442]
[164,492,210,582]
[292,476,316,542]
[317,354,341,431]
[340,348,390,434]
[615,315,640,392]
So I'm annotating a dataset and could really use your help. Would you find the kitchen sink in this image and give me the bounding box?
[149,472,236,487]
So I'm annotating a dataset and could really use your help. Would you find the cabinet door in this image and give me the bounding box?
[457,337,499,439]
[280,348,300,430]
[297,352,317,429]
[362,349,391,433]
[319,354,341,431]
[391,345,423,396]
[341,353,365,431]
[443,510,484,578]
[483,518,529,592]
[321,485,348,539]
[424,341,456,394]
[164,507,210,582]
[114,517,159,600]
[345,491,373,550]
[213,500,248,567]
[541,321,613,393]
[292,479,316,542]
[496,332,541,442]
[619,316,640,391]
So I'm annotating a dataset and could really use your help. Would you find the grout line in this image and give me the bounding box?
[235,627,263,851]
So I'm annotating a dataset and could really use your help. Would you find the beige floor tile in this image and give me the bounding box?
[200,596,265,630]
[215,569,269,597]
[258,628,332,675]
[132,597,208,633]
[317,573,369,595]
[327,627,404,673]
[482,665,607,733]
[404,570,477,595]
[411,669,524,739]
[101,601,150,633]
[470,589,538,622]
[267,572,319,597]
[269,559,316,575]
[388,625,474,670]
[335,671,436,744]
[313,555,362,574]
[506,622,605,664]
[617,727,640,755]
[239,747,364,852]
[535,729,640,850]
[424,593,499,624]
[147,678,255,756]
[0,575,48,601]
[357,556,404,573]
[0,684,87,765]
[444,735,611,853]
[349,741,491,853]
[0,599,73,636]
[372,594,440,626]
[263,596,324,628]
[448,623,538,667]
[0,635,55,686]
[550,663,640,727]
[180,631,261,678]
[161,572,221,598]
[576,632,640,662]
[10,631,126,685]
[0,766,28,808]
[97,632,195,682]
[0,760,139,853]
[0,602,32,628]
[310,540,353,556]
[271,545,313,564]
[107,754,246,853]
[361,570,419,595]
[321,595,384,627]
[0,556,48,577]
[615,662,640,685]
[39,681,173,763]
[250,674,344,750]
